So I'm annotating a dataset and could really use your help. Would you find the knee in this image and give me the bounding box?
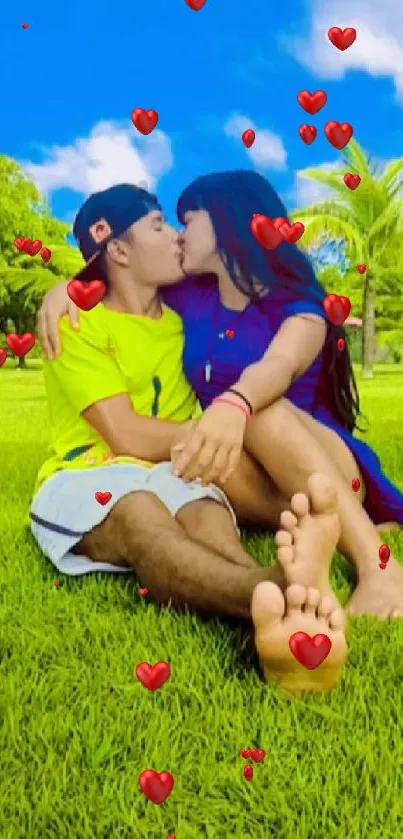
[247,398,293,443]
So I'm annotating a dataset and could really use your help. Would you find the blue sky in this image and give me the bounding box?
[2,0,403,230]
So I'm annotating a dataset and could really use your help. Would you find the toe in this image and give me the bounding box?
[278,546,294,567]
[329,606,345,631]
[390,609,403,618]
[307,473,338,516]
[304,587,321,614]
[275,530,293,547]
[279,510,298,532]
[290,492,310,518]
[285,584,306,614]
[251,581,285,630]
[317,595,335,620]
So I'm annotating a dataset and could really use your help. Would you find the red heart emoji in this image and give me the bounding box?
[138,770,174,805]
[272,217,287,230]
[357,264,366,274]
[21,22,29,29]
[250,214,283,250]
[242,129,255,148]
[298,124,317,145]
[323,294,351,325]
[139,587,148,596]
[67,279,106,311]
[351,477,361,492]
[131,108,159,135]
[225,329,235,339]
[240,748,252,759]
[40,247,52,263]
[14,237,30,251]
[0,348,7,367]
[297,90,327,115]
[289,632,332,669]
[337,338,345,351]
[243,765,253,780]
[6,332,35,357]
[135,661,171,691]
[185,0,206,8]
[327,27,357,51]
[250,748,266,763]
[94,491,112,506]
[278,220,305,244]
[343,173,361,190]
[24,239,43,256]
[324,121,353,150]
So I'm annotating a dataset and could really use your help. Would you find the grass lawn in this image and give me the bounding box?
[1,362,403,839]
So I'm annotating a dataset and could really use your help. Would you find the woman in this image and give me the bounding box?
[38,170,403,618]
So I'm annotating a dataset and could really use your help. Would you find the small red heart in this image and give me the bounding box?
[184,0,206,8]
[344,173,361,190]
[40,247,52,263]
[379,544,390,562]
[323,294,351,325]
[289,632,332,669]
[351,477,361,492]
[21,22,29,29]
[240,748,252,759]
[0,348,7,367]
[278,220,305,244]
[139,587,148,596]
[337,338,345,351]
[6,332,35,357]
[24,239,43,256]
[95,491,112,506]
[14,237,30,251]
[250,748,266,763]
[53,581,60,588]
[242,129,255,148]
[225,329,235,339]
[67,278,106,311]
[250,214,283,250]
[298,124,317,145]
[243,765,253,781]
[328,27,357,51]
[135,661,171,691]
[357,264,366,274]
[131,108,159,135]
[139,770,174,805]
[379,562,387,570]
[324,121,353,150]
[297,90,327,115]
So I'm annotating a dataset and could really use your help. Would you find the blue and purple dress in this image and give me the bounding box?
[162,275,403,526]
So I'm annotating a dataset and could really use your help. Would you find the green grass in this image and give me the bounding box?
[1,363,403,839]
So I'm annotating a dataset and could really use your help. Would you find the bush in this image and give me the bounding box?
[376,330,403,364]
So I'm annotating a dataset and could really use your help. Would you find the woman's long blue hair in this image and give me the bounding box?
[177,169,361,432]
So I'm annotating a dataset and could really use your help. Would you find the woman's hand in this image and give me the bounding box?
[37,280,79,359]
[173,397,248,485]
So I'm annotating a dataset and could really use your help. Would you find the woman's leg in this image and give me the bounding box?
[241,398,403,618]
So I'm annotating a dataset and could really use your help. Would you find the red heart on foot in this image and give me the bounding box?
[243,765,253,780]
[298,124,317,145]
[357,264,366,274]
[250,215,283,250]
[131,108,159,135]
[6,332,35,357]
[344,173,361,190]
[289,632,332,669]
[139,587,148,596]
[242,129,255,148]
[95,491,112,506]
[136,661,171,691]
[337,338,345,351]
[0,348,7,367]
[14,237,30,251]
[67,279,106,311]
[323,294,351,325]
[184,0,206,8]
[351,477,360,492]
[324,121,353,150]
[250,748,266,763]
[139,770,174,804]
[24,239,43,256]
[278,220,305,244]
[297,90,327,115]
[40,247,52,263]
[328,27,356,51]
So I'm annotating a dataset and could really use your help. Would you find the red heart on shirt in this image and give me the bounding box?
[6,332,35,357]
[67,278,107,311]
[135,662,171,691]
[95,491,112,505]
[323,294,351,325]
[250,214,283,250]
[297,89,327,115]
[225,329,235,339]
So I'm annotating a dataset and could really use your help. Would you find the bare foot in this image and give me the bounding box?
[346,560,403,619]
[252,583,347,693]
[274,473,340,601]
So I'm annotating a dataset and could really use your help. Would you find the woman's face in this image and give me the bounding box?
[179,209,218,274]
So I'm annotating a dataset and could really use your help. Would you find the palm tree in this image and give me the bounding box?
[292,139,403,377]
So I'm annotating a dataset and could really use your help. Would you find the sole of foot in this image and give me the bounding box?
[252,582,347,694]
[274,473,340,601]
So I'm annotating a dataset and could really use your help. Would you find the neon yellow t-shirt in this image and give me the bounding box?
[34,302,202,494]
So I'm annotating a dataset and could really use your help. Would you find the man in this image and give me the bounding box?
[31,183,346,692]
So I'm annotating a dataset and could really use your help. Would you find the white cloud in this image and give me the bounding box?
[224,113,287,170]
[23,120,174,198]
[283,0,403,102]
[291,161,340,208]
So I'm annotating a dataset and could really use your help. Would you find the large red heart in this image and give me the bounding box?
[138,770,174,805]
[323,294,351,325]
[343,173,361,190]
[6,332,35,357]
[278,220,305,244]
[131,108,159,135]
[324,121,353,150]
[95,491,112,506]
[250,214,283,250]
[298,124,317,145]
[136,661,171,691]
[185,0,206,8]
[67,279,106,311]
[297,90,327,115]
[14,237,30,251]
[327,27,356,51]
[242,129,255,148]
[0,348,7,367]
[24,239,43,256]
[289,632,332,670]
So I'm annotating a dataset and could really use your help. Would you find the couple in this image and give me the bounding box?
[31,172,403,694]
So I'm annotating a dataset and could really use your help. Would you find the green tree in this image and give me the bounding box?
[292,139,403,378]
